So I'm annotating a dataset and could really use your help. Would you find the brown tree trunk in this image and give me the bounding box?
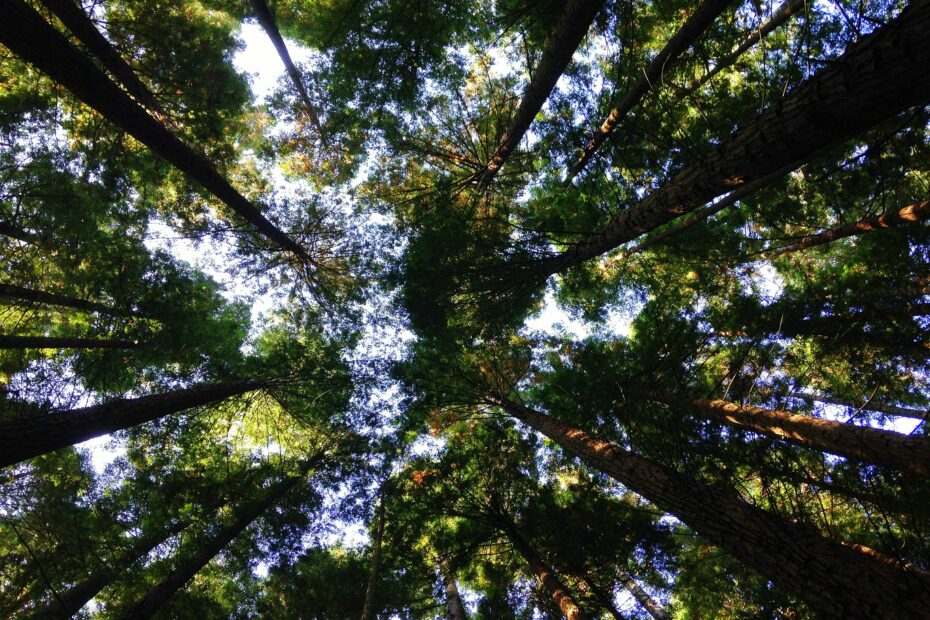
[616,570,668,620]
[478,0,606,185]
[115,464,315,620]
[565,0,735,181]
[495,396,930,619]
[0,378,269,467]
[248,0,327,143]
[501,523,590,620]
[546,3,930,274]
[0,0,312,265]
[0,284,142,317]
[38,0,164,113]
[638,390,930,476]
[360,498,386,620]
[440,558,468,620]
[0,334,139,350]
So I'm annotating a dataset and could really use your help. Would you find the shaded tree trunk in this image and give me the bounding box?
[636,390,930,476]
[0,283,143,317]
[495,396,930,618]
[360,497,385,620]
[0,378,270,467]
[38,0,164,113]
[0,0,312,265]
[0,334,139,350]
[440,558,467,620]
[565,0,735,181]
[574,573,625,620]
[616,570,668,620]
[478,0,606,185]
[782,391,930,422]
[0,221,39,244]
[115,463,316,620]
[248,0,327,143]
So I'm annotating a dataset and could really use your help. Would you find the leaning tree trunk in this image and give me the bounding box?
[0,0,312,265]
[565,0,735,181]
[0,378,270,467]
[635,390,930,476]
[115,460,318,620]
[573,572,624,620]
[477,0,606,185]
[495,396,930,618]
[248,0,327,143]
[0,284,143,317]
[547,2,930,273]
[360,497,385,620]
[38,0,163,113]
[782,391,930,422]
[501,522,590,620]
[0,334,139,350]
[439,558,467,620]
[617,570,669,620]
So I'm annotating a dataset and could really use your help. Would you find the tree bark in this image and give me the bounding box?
[616,569,668,620]
[501,522,590,620]
[360,497,385,620]
[0,284,142,317]
[546,3,930,274]
[782,391,930,422]
[0,378,269,467]
[38,0,164,114]
[115,464,315,620]
[0,334,139,350]
[636,390,930,476]
[574,573,625,620]
[0,0,312,265]
[248,0,327,143]
[495,396,930,619]
[439,558,468,620]
[565,0,735,182]
[478,0,606,185]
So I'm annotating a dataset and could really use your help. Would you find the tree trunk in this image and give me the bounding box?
[495,396,930,619]
[0,378,269,467]
[501,522,590,620]
[0,334,139,350]
[38,0,164,114]
[248,0,327,143]
[616,570,668,620]
[27,519,190,619]
[762,199,930,258]
[782,391,930,422]
[637,390,930,476]
[574,573,625,620]
[439,558,467,620]
[360,497,385,620]
[0,284,142,317]
[478,0,606,185]
[0,221,39,243]
[116,461,317,620]
[565,0,735,181]
[0,0,312,265]
[547,3,930,273]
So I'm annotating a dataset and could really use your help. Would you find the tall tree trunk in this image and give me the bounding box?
[38,0,164,114]
[574,573,624,620]
[616,570,668,620]
[360,497,385,620]
[0,334,139,350]
[115,464,315,620]
[439,558,467,620]
[27,519,190,619]
[0,284,142,317]
[782,391,930,422]
[500,522,590,620]
[478,0,606,185]
[494,396,930,618]
[565,0,735,182]
[248,0,327,143]
[636,390,930,476]
[0,0,312,265]
[0,378,269,467]
[545,3,930,275]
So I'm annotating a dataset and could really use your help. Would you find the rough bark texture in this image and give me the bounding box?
[640,390,930,476]
[0,284,141,317]
[38,0,164,113]
[0,379,268,467]
[0,334,138,350]
[115,466,313,620]
[440,559,468,620]
[548,3,930,274]
[248,0,327,143]
[617,570,668,620]
[360,498,385,620]
[497,397,930,619]
[0,0,311,264]
[502,523,590,620]
[479,0,606,185]
[566,0,735,181]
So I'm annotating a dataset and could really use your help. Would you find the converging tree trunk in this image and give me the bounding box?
[0,378,270,467]
[494,396,930,618]
[0,334,139,350]
[360,497,385,620]
[781,391,930,422]
[439,558,468,620]
[0,0,312,265]
[565,0,735,181]
[478,0,606,185]
[0,284,142,317]
[616,569,669,620]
